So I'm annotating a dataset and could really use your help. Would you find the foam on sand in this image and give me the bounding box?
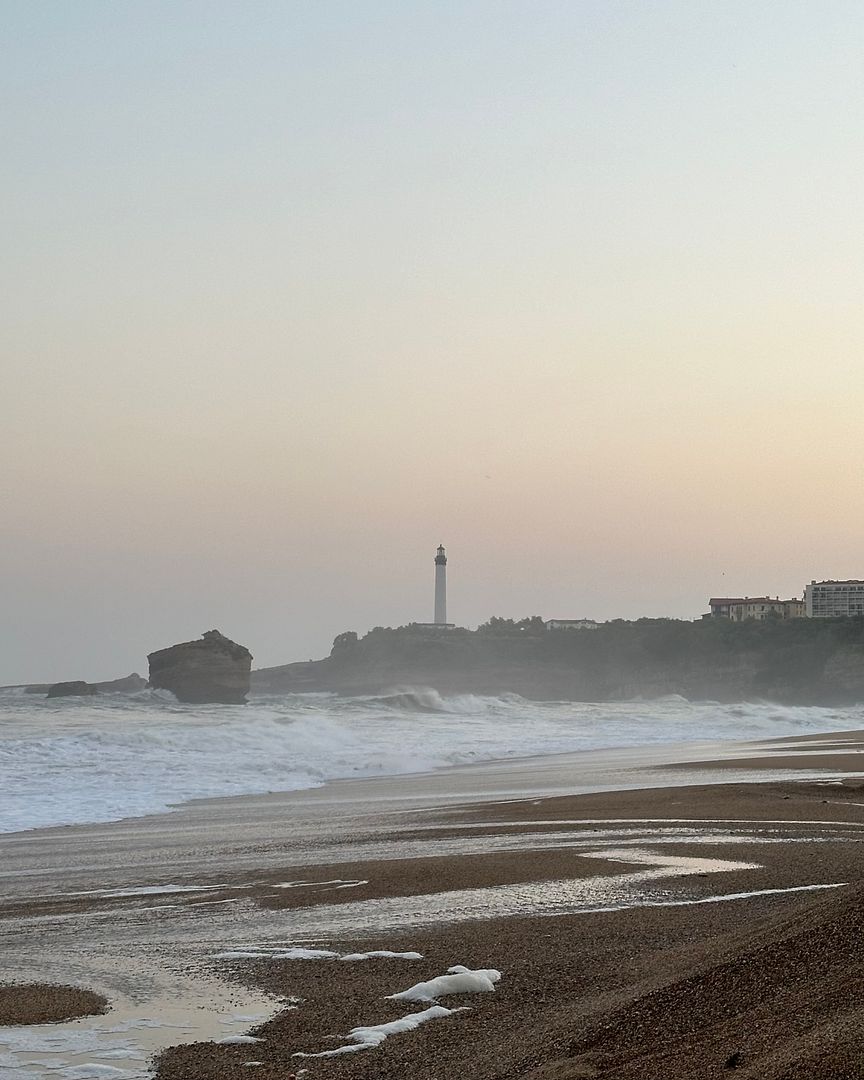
[214,946,423,961]
[388,965,502,1002]
[339,950,423,961]
[273,947,339,960]
[273,879,367,890]
[214,947,337,959]
[56,1067,130,1079]
[294,1005,468,1057]
[294,962,501,1057]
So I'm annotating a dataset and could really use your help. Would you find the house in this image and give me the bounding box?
[545,619,600,631]
[706,597,805,621]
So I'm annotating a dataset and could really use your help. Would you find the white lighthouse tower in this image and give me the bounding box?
[434,544,447,624]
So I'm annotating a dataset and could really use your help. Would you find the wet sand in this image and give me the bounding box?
[154,777,864,1080]
[0,985,107,1027]
[3,727,864,1078]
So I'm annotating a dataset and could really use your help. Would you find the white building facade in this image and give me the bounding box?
[804,580,864,618]
[545,619,600,631]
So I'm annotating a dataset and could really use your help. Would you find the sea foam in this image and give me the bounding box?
[0,688,857,834]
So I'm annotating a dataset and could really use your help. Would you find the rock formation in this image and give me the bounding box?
[147,630,252,704]
[47,681,98,698]
[25,672,147,696]
[95,672,148,693]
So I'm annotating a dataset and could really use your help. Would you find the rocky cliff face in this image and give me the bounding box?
[822,645,864,697]
[147,630,252,704]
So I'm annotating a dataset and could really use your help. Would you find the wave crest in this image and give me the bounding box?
[355,687,529,715]
[0,689,855,834]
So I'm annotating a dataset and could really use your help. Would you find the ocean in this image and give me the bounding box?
[0,687,859,834]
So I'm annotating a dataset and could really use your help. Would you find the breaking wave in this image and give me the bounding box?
[0,688,859,834]
[351,688,525,714]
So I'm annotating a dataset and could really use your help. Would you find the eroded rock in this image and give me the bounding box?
[95,672,147,693]
[147,630,252,704]
[46,681,98,698]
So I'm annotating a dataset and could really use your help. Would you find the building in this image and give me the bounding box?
[706,597,805,621]
[804,580,864,618]
[545,619,600,631]
[434,544,447,624]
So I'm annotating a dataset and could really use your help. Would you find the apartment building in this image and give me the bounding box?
[707,597,805,621]
[804,580,864,618]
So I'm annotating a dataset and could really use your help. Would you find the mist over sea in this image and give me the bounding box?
[1,688,859,835]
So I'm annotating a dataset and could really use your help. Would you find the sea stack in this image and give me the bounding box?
[147,630,252,704]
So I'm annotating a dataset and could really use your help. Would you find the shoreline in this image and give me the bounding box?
[5,724,864,848]
[4,728,864,1078]
[4,685,862,839]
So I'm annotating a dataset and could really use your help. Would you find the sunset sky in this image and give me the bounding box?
[3,0,864,682]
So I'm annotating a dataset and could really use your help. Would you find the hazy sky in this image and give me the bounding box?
[3,1,864,681]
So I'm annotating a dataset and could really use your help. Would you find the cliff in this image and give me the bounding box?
[253,616,864,704]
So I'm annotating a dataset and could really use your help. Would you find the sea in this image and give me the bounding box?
[0,687,860,835]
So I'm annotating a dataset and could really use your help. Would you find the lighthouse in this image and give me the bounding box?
[434,544,447,624]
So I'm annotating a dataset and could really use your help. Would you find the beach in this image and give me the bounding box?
[3,727,864,1079]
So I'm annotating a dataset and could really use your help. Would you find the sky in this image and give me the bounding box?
[3,0,864,682]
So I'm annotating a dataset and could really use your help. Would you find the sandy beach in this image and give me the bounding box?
[8,0,863,1073]
[3,729,864,1079]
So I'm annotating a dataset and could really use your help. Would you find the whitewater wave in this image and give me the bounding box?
[350,688,528,714]
[0,688,859,834]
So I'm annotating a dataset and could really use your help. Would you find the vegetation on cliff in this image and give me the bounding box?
[253,615,864,703]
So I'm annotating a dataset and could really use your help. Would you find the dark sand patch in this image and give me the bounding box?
[543,883,864,1080]
[446,778,864,824]
[0,851,623,923]
[0,982,107,1026]
[252,849,624,911]
[666,751,864,772]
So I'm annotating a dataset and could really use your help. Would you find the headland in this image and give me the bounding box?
[254,615,864,704]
